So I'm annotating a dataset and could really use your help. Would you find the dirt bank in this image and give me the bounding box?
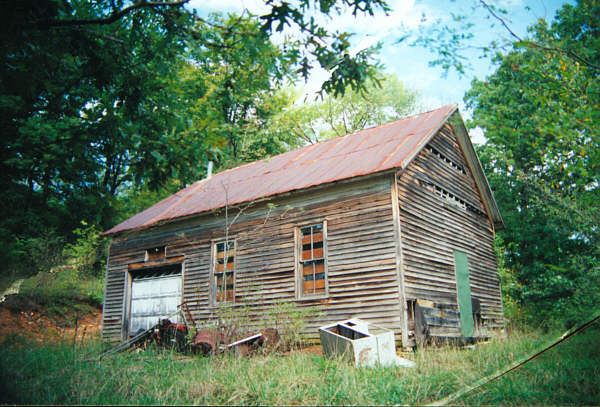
[0,294,102,344]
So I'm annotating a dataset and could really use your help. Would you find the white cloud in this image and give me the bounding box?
[468,127,487,145]
[187,0,269,16]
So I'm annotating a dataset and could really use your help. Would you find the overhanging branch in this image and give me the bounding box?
[32,0,190,29]
[479,0,599,71]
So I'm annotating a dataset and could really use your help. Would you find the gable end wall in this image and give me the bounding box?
[397,123,504,337]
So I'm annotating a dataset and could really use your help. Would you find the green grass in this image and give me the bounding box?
[17,270,104,315]
[1,326,598,405]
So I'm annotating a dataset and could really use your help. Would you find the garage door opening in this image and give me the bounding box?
[129,264,182,336]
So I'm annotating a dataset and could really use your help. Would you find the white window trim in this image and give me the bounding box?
[123,261,185,339]
[295,220,329,299]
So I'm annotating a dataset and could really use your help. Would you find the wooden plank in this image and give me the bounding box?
[391,172,409,347]
[302,262,325,275]
[215,262,234,272]
[397,126,504,334]
[128,255,185,270]
[103,178,407,340]
[302,247,324,260]
[302,232,323,245]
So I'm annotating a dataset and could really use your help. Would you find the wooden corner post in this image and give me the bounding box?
[390,172,409,348]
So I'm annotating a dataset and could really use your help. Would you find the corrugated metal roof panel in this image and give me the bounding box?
[105,105,457,235]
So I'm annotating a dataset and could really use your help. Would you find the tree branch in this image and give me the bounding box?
[479,0,599,71]
[32,0,190,29]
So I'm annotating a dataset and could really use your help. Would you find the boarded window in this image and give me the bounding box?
[214,240,235,303]
[298,223,327,297]
[145,246,166,261]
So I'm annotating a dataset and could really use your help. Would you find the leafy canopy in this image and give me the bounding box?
[270,72,420,145]
[0,0,390,275]
[465,0,600,326]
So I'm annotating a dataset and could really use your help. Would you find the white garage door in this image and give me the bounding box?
[130,270,182,335]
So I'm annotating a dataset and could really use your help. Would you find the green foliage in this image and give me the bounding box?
[13,230,66,277]
[62,221,107,276]
[317,73,420,137]
[272,73,420,144]
[19,270,104,313]
[466,1,600,327]
[9,221,106,315]
[257,0,390,96]
[1,327,599,405]
[202,300,323,351]
[180,15,301,171]
[263,301,325,349]
[111,180,184,225]
[0,0,390,279]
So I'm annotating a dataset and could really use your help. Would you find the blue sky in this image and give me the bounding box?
[188,0,569,142]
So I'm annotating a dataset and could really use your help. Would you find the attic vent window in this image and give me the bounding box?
[145,246,166,262]
[426,145,467,175]
[419,180,486,217]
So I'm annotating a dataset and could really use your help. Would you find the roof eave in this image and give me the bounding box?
[104,169,400,239]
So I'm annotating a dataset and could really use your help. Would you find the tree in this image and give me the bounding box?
[409,0,600,76]
[181,13,299,170]
[464,0,600,327]
[5,0,390,96]
[0,0,391,275]
[270,73,420,144]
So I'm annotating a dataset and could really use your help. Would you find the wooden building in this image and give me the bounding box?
[102,105,505,346]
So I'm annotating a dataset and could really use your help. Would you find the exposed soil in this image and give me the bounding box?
[0,294,323,356]
[0,294,102,345]
[298,345,323,356]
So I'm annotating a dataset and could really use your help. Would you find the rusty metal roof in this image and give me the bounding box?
[105,105,458,235]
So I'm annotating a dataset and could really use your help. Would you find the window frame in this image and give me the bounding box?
[295,220,329,299]
[210,238,237,306]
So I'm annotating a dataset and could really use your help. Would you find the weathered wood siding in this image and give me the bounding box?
[101,264,128,342]
[102,174,403,343]
[397,124,504,338]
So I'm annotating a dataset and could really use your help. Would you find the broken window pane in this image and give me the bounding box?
[299,224,326,296]
[215,240,235,303]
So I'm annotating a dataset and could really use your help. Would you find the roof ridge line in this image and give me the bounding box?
[205,105,457,181]
[104,105,460,235]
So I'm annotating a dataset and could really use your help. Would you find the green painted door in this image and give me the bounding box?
[454,250,474,338]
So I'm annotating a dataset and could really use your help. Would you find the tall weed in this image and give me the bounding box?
[2,326,597,405]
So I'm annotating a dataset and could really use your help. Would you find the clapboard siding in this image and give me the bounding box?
[101,264,127,343]
[102,112,506,346]
[102,174,404,343]
[398,124,504,337]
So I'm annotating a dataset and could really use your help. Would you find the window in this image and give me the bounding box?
[426,145,467,175]
[213,240,235,303]
[145,246,166,262]
[418,179,487,218]
[297,222,327,297]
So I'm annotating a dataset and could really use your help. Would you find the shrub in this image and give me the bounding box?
[61,221,107,277]
[14,229,66,277]
[263,300,324,350]
[13,221,107,316]
[196,300,323,351]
